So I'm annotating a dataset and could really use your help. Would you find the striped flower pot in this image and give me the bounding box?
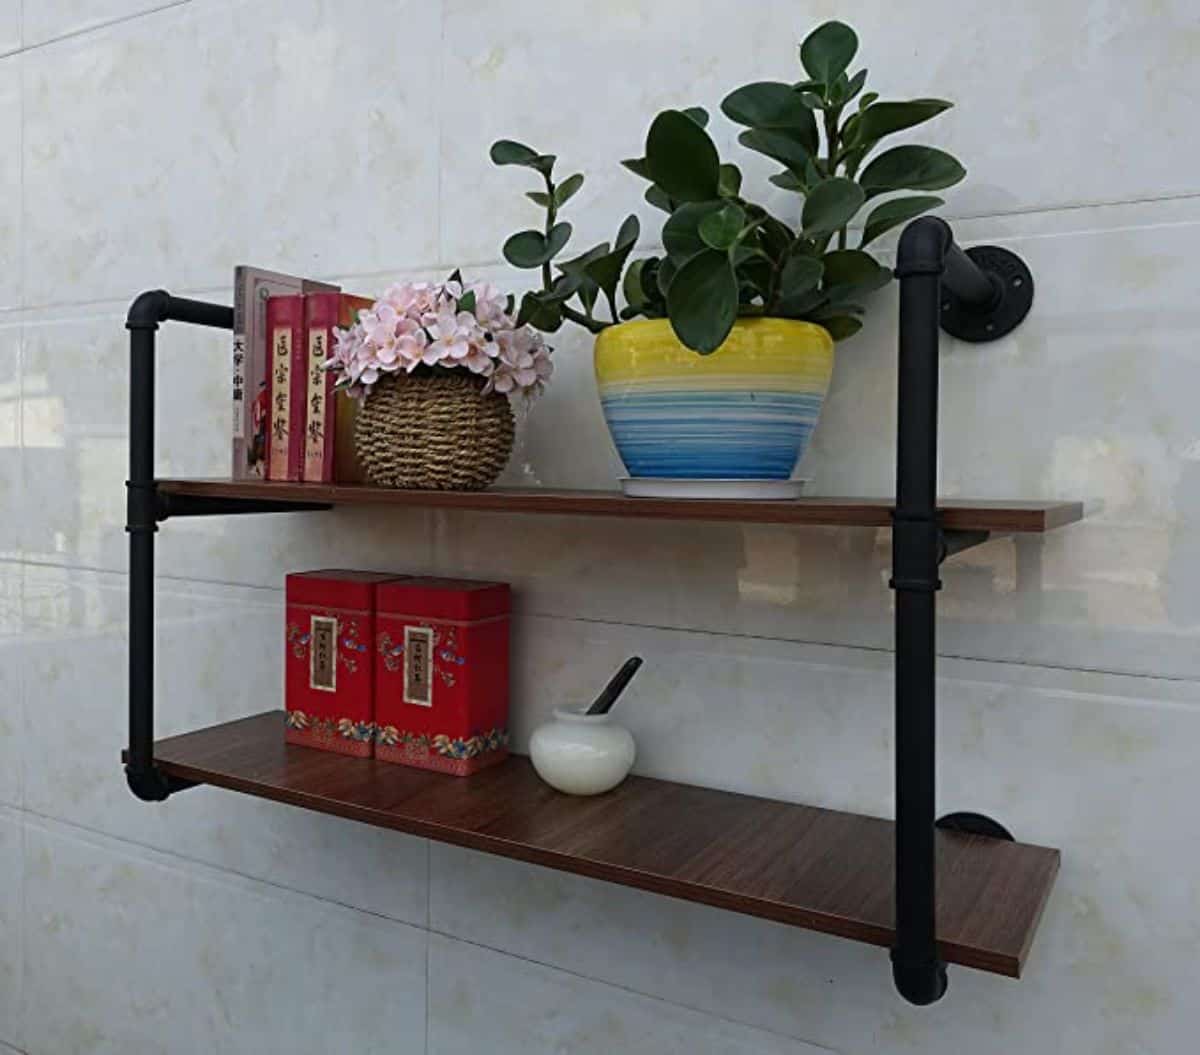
[594,318,834,485]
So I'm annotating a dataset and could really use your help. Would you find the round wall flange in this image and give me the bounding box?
[939,245,1034,343]
[936,811,1015,841]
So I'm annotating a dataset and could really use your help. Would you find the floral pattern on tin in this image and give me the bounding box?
[375,725,507,759]
[286,710,375,743]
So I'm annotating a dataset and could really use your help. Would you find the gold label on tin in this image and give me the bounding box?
[404,626,434,707]
[310,615,338,693]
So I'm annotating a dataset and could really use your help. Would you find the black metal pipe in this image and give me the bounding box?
[890,217,951,1005]
[124,291,231,801]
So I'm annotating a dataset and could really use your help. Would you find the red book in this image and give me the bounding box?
[303,293,372,483]
[266,295,306,481]
[284,570,408,757]
[374,577,511,776]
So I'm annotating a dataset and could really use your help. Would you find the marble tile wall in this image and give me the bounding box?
[1,1,1197,1053]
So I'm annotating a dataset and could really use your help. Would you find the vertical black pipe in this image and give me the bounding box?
[128,325,156,781]
[125,291,172,801]
[890,219,950,1005]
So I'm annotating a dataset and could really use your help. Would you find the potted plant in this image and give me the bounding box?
[491,20,964,497]
[327,275,552,490]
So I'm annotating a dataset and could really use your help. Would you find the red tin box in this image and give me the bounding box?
[374,577,511,776]
[284,570,404,756]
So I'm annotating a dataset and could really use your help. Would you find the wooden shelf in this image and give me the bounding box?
[157,478,1084,533]
[129,711,1060,978]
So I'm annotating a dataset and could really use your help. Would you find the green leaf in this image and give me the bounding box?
[516,291,565,332]
[737,129,813,171]
[859,145,966,197]
[850,100,954,146]
[721,82,814,139]
[623,258,649,310]
[858,91,879,112]
[558,242,608,313]
[698,203,746,251]
[502,222,573,268]
[859,195,944,247]
[800,21,858,86]
[554,173,585,207]
[843,69,868,103]
[645,185,674,213]
[769,170,806,192]
[622,157,653,181]
[820,249,888,288]
[645,110,721,203]
[666,249,740,353]
[490,139,555,175]
[718,163,743,198]
[638,258,663,302]
[820,315,863,341]
[801,178,865,238]
[663,200,725,263]
[682,106,710,128]
[657,257,679,298]
[490,140,540,166]
[584,215,641,306]
[526,191,551,207]
[775,286,828,319]
[456,289,477,315]
[779,254,824,298]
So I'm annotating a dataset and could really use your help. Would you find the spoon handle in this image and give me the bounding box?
[586,656,644,716]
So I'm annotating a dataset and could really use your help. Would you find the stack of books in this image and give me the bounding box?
[231,266,370,483]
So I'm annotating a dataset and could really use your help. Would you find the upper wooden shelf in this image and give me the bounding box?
[131,711,1060,979]
[157,479,1083,533]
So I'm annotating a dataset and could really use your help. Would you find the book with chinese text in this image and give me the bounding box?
[231,266,337,479]
[303,293,373,483]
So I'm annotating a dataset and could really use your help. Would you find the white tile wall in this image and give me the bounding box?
[428,934,835,1055]
[20,818,428,1054]
[0,808,22,1050]
[0,2,1197,1053]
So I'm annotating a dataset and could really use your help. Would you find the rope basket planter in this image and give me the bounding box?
[354,371,515,491]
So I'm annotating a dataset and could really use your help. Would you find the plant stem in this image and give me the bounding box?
[560,304,608,334]
[541,172,557,294]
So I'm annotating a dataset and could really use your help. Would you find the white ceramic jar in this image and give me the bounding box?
[529,708,636,796]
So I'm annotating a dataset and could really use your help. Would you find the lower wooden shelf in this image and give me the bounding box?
[131,711,1059,978]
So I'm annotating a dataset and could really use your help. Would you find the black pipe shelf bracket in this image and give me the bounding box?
[124,290,332,802]
[889,216,1037,1005]
[124,217,1039,1006]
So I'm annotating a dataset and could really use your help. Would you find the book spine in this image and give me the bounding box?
[231,268,250,478]
[302,294,339,482]
[266,295,306,481]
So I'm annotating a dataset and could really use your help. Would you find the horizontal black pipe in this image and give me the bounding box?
[895,216,996,310]
[127,290,233,331]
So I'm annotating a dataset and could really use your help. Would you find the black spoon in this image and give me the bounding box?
[585,656,644,716]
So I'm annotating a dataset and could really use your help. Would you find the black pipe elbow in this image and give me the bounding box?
[891,953,949,1006]
[895,217,952,279]
[126,289,172,330]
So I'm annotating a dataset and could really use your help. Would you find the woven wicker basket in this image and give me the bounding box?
[354,371,514,491]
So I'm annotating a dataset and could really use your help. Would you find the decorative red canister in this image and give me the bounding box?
[284,570,404,756]
[374,577,511,776]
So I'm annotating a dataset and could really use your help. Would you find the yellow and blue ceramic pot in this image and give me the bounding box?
[594,318,834,480]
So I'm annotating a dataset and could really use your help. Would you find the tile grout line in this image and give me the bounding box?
[11,0,193,56]
[12,555,1200,690]
[13,801,832,1055]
